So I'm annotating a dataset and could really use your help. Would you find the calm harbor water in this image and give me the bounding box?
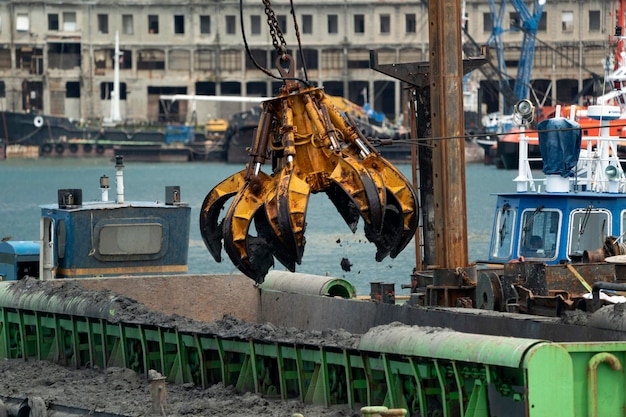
[0,157,517,295]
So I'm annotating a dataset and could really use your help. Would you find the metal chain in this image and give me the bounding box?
[263,0,287,56]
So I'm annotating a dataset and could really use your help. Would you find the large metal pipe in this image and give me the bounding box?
[260,271,356,299]
[359,324,544,368]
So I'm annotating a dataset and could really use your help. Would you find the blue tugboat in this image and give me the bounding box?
[487,103,626,265]
[0,156,190,281]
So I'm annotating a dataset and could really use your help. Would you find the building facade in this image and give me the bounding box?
[0,0,614,125]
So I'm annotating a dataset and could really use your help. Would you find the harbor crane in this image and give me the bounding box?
[486,0,546,113]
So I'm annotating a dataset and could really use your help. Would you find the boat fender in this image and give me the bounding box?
[55,143,65,154]
[69,143,79,153]
[41,143,52,154]
[83,143,93,153]
[33,116,44,127]
[96,144,105,154]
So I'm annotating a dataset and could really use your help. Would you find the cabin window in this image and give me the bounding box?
[491,203,516,259]
[568,208,610,258]
[97,223,163,257]
[519,209,560,260]
[56,220,66,259]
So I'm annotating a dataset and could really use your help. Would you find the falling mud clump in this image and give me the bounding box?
[1,278,362,416]
[340,257,352,272]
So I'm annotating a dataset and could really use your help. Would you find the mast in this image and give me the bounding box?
[618,0,626,69]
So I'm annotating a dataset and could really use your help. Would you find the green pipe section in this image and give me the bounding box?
[260,271,356,299]
[358,324,544,368]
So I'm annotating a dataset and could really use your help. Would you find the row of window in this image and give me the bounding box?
[492,206,618,261]
[12,12,420,36]
[11,9,603,37]
[482,9,602,33]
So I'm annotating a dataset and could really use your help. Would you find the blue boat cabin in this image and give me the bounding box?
[489,192,625,264]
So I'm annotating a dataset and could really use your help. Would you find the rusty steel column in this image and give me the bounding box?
[428,0,469,268]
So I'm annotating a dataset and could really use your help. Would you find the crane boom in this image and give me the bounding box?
[487,0,545,113]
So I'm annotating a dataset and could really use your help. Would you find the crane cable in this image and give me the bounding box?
[239,0,310,85]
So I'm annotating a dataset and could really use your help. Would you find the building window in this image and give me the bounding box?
[98,14,109,34]
[538,12,547,31]
[354,14,365,34]
[245,49,267,69]
[405,14,416,33]
[174,15,184,34]
[302,14,312,34]
[328,14,338,34]
[137,49,165,70]
[200,15,210,34]
[509,12,521,29]
[348,49,369,68]
[48,14,59,31]
[589,10,600,32]
[66,82,80,98]
[277,15,287,34]
[322,49,342,70]
[562,11,573,32]
[380,14,390,34]
[251,15,261,35]
[226,15,236,34]
[220,49,241,71]
[17,13,29,32]
[148,15,159,34]
[63,12,77,31]
[122,14,133,35]
[483,12,492,32]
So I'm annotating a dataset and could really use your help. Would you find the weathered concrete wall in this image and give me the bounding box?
[258,290,626,343]
[73,273,262,324]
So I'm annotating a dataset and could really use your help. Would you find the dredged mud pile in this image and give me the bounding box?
[0,359,358,417]
[0,278,362,416]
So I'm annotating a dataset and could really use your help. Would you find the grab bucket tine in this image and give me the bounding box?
[255,207,297,271]
[361,155,419,258]
[199,170,248,262]
[365,190,405,261]
[327,155,386,234]
[222,172,276,283]
[275,168,310,264]
[259,167,310,268]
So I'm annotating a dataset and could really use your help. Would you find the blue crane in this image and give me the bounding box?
[487,0,546,113]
